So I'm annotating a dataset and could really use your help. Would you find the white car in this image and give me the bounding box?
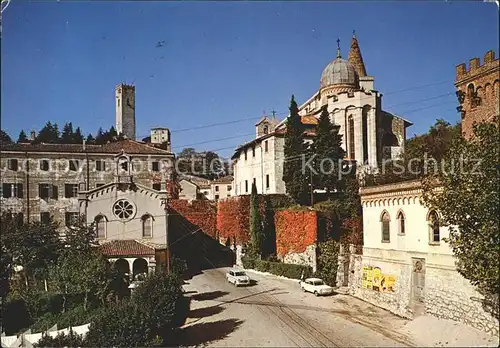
[300,277,334,296]
[226,269,251,287]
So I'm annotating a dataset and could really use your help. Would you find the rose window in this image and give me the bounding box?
[113,199,136,220]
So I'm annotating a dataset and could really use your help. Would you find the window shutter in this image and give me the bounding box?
[52,185,58,200]
[17,184,23,198]
[2,184,11,198]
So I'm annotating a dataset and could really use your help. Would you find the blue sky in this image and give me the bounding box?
[2,1,498,158]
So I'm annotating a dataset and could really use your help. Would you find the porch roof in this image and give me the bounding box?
[99,239,165,257]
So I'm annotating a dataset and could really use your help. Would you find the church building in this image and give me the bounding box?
[232,33,412,195]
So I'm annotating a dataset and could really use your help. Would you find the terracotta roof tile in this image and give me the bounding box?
[99,239,160,256]
[301,115,319,125]
[212,175,233,184]
[0,140,172,155]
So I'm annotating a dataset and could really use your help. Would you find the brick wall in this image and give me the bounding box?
[455,50,500,139]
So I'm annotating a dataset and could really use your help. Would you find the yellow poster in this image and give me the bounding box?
[372,267,382,291]
[381,274,396,292]
[362,266,373,289]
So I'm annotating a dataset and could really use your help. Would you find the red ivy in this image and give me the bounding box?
[170,199,217,238]
[275,210,318,257]
[216,196,251,244]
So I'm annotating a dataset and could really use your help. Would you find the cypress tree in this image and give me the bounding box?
[249,182,263,258]
[17,130,28,143]
[282,95,309,205]
[310,105,345,195]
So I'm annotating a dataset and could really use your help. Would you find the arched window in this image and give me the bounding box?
[348,115,355,159]
[467,83,475,98]
[95,215,107,238]
[396,211,405,235]
[380,211,390,242]
[142,214,153,238]
[263,125,269,134]
[428,210,440,244]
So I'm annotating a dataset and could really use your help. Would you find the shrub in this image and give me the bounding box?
[34,329,85,348]
[2,295,32,335]
[316,239,340,287]
[242,256,312,280]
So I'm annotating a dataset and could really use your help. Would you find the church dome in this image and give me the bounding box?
[320,57,359,89]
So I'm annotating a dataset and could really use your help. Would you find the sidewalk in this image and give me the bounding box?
[401,315,499,347]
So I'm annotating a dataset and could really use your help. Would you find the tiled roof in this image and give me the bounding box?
[0,140,173,155]
[301,115,319,125]
[99,239,163,256]
[212,175,233,184]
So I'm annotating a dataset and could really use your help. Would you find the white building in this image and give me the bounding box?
[232,34,412,196]
[344,180,498,336]
[211,175,233,201]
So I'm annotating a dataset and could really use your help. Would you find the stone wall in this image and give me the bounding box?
[348,251,499,337]
[281,245,317,272]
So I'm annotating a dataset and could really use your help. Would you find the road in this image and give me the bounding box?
[176,267,418,347]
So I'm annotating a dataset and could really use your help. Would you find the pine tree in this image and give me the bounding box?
[95,128,105,145]
[0,130,12,144]
[73,127,84,144]
[86,133,95,144]
[35,121,60,144]
[310,105,345,195]
[249,182,263,258]
[108,126,118,140]
[61,122,74,143]
[17,130,29,143]
[282,95,309,205]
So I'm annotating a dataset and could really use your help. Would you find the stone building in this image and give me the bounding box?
[115,84,136,140]
[344,180,498,336]
[232,33,412,196]
[455,50,500,139]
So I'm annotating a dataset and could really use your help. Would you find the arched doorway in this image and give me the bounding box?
[132,258,148,280]
[113,258,131,298]
[114,258,130,276]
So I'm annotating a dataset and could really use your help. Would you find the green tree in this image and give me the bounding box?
[249,182,263,257]
[421,121,499,305]
[73,127,84,144]
[17,130,29,143]
[283,95,309,205]
[0,129,13,143]
[61,122,74,143]
[86,133,95,144]
[309,105,345,196]
[35,121,60,144]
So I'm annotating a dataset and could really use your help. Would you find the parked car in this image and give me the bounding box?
[300,277,334,296]
[226,268,250,286]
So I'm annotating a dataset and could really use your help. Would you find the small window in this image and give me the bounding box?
[252,147,255,157]
[2,183,23,198]
[65,212,79,227]
[244,150,247,161]
[245,180,248,193]
[7,159,19,171]
[69,160,79,172]
[397,211,405,235]
[266,174,270,189]
[95,160,106,171]
[142,214,153,238]
[215,195,220,201]
[152,183,161,191]
[65,184,78,198]
[152,161,160,172]
[40,212,51,225]
[381,211,390,242]
[215,185,219,192]
[227,185,232,191]
[263,125,268,134]
[264,140,268,153]
[39,184,58,200]
[40,160,49,171]
[95,215,106,238]
[428,210,440,244]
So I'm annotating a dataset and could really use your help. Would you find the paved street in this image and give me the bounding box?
[178,267,417,347]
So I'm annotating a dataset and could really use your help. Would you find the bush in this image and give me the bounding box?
[242,256,312,280]
[30,305,107,333]
[34,329,85,348]
[316,239,340,287]
[84,271,189,347]
[2,295,32,335]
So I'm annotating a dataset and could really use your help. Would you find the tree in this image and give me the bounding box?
[35,121,60,144]
[61,122,74,143]
[73,127,84,144]
[310,105,345,195]
[421,121,499,305]
[87,133,95,144]
[17,130,29,143]
[95,127,105,144]
[283,95,309,205]
[0,129,12,143]
[249,182,263,257]
[108,126,118,140]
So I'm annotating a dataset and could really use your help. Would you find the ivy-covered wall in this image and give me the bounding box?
[216,196,251,244]
[275,210,318,256]
[169,199,217,238]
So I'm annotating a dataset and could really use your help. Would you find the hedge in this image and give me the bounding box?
[241,256,312,280]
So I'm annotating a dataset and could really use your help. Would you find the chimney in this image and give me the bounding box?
[30,130,36,141]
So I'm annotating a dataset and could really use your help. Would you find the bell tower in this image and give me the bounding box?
[115,84,136,140]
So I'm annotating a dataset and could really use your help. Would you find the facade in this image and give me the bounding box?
[178,179,200,201]
[0,140,175,230]
[150,127,171,147]
[211,175,233,201]
[115,84,136,140]
[345,180,498,336]
[455,50,500,139]
[232,34,412,196]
